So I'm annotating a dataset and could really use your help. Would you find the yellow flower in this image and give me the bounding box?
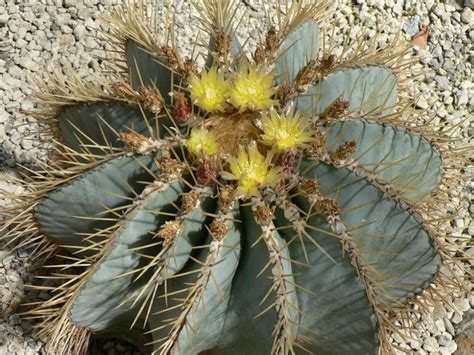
[230,63,276,111]
[189,67,230,113]
[187,127,219,157]
[222,146,281,197]
[261,111,313,152]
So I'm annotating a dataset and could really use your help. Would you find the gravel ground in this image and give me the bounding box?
[0,0,472,354]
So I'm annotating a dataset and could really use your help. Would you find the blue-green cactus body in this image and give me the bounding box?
[4,4,449,355]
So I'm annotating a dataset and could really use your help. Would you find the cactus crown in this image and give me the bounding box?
[0,1,469,354]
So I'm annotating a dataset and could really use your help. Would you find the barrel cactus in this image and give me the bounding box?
[0,1,468,354]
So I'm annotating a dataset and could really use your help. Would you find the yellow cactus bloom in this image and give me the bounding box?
[261,111,313,152]
[230,64,276,111]
[187,127,219,157]
[189,67,230,113]
[223,146,281,197]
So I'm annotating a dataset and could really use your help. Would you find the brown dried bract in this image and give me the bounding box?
[307,129,327,157]
[299,179,321,196]
[203,113,259,156]
[119,131,155,154]
[295,59,317,91]
[319,98,349,121]
[253,46,265,66]
[215,32,231,62]
[265,26,278,54]
[156,155,183,181]
[316,54,337,80]
[181,58,198,79]
[332,141,357,164]
[158,221,181,247]
[181,190,200,214]
[253,204,274,226]
[111,81,137,100]
[218,185,236,212]
[209,220,229,241]
[138,85,163,114]
[160,45,180,71]
[316,198,341,217]
[275,84,295,108]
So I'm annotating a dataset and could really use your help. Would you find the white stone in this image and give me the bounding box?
[422,337,439,352]
[409,337,422,350]
[64,0,79,6]
[55,13,71,26]
[461,8,473,25]
[444,318,455,335]
[0,125,6,143]
[439,340,457,354]
[20,58,39,72]
[0,108,8,124]
[73,24,87,41]
[457,91,469,106]
[444,96,454,105]
[453,297,471,312]
[451,312,463,324]
[434,318,446,333]
[433,4,445,16]
[0,13,9,25]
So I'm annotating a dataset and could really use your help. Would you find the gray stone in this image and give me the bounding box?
[433,45,443,58]
[404,16,420,37]
[455,310,474,355]
[444,50,454,58]
[435,75,451,91]
[50,23,60,31]
[438,333,453,346]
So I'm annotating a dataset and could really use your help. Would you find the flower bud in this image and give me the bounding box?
[196,160,218,187]
[173,92,193,125]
